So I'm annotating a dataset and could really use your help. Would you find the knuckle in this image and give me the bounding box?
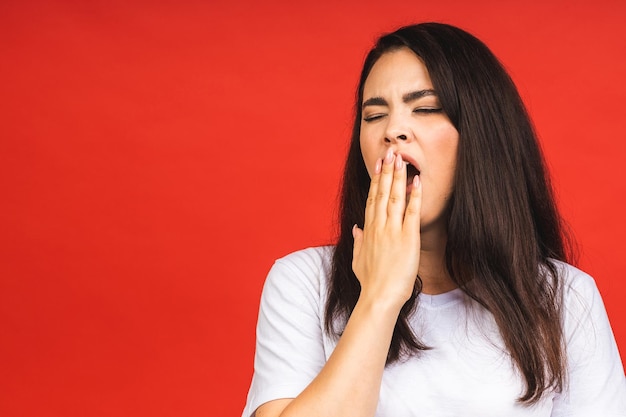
[388,195,403,205]
[375,191,388,202]
[405,206,420,216]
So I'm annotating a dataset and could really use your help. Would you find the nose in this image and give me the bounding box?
[384,115,412,143]
[391,134,407,140]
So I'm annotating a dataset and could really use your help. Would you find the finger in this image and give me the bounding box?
[403,174,422,240]
[372,149,395,225]
[364,158,382,228]
[351,224,364,272]
[387,153,407,225]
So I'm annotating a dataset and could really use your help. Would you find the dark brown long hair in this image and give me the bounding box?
[325,22,575,404]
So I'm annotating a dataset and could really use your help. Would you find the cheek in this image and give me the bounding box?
[429,129,459,187]
[435,126,459,165]
[440,142,458,173]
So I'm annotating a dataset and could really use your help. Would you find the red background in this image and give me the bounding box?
[1,1,625,415]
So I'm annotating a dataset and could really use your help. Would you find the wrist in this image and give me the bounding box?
[354,292,405,320]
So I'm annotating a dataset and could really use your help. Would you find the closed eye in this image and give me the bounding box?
[363,114,386,122]
[413,108,442,114]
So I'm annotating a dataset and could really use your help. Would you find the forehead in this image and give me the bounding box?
[363,48,433,97]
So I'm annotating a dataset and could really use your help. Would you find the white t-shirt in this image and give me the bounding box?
[242,246,626,416]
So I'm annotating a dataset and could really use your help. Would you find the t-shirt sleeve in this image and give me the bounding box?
[242,248,329,417]
[551,266,626,416]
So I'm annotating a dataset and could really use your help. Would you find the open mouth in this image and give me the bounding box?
[404,161,420,195]
[405,161,420,181]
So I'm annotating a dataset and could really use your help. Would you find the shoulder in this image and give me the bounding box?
[549,260,602,308]
[553,261,611,343]
[261,246,334,306]
[550,259,598,300]
[243,247,336,416]
[273,246,334,278]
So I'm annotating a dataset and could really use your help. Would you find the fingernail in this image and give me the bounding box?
[413,175,420,187]
[384,149,394,164]
[352,224,357,237]
[375,158,382,174]
[395,153,403,170]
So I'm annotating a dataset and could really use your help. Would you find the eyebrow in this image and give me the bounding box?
[362,89,437,109]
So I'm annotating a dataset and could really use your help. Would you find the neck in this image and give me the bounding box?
[419,228,456,295]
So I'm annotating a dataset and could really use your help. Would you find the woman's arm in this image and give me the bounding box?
[256,296,404,417]
[551,268,626,416]
[255,151,422,417]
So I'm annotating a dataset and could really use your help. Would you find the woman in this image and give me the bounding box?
[242,23,626,417]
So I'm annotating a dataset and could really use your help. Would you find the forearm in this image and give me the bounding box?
[280,297,400,417]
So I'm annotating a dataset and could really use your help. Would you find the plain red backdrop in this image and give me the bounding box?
[1,0,625,415]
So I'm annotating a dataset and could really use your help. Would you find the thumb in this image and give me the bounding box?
[352,224,363,259]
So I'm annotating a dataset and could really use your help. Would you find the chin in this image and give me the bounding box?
[418,214,448,235]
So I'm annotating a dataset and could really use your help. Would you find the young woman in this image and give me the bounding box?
[242,23,626,417]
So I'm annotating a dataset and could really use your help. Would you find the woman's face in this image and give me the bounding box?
[360,47,459,234]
